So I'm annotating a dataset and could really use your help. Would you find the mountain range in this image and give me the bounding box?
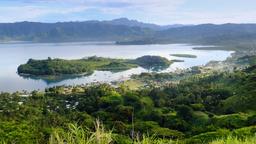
[103,18,187,30]
[0,18,256,46]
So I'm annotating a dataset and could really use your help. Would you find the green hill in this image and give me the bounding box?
[2,59,256,143]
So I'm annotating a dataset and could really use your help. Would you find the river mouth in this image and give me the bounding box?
[0,42,233,92]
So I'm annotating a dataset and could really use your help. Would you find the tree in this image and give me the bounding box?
[177,105,193,121]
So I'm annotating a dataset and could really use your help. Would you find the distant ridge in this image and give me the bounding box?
[103,18,187,30]
[0,18,256,45]
[0,20,153,42]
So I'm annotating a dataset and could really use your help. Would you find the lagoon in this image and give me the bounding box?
[0,42,233,92]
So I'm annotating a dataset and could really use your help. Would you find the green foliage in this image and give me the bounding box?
[18,55,172,77]
[134,55,172,70]
[0,121,39,144]
[113,134,133,144]
[18,57,137,76]
[232,126,256,139]
[210,136,256,144]
[237,55,256,66]
[187,129,231,144]
[100,95,122,107]
[151,127,184,139]
[190,104,205,111]
[132,72,175,84]
[176,105,194,121]
[1,65,256,143]
[133,134,175,144]
[49,120,113,144]
[212,113,248,129]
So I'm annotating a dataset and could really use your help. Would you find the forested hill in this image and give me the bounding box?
[103,18,186,30]
[2,60,256,143]
[0,18,186,43]
[155,24,256,45]
[1,19,256,45]
[118,24,256,46]
[0,21,153,42]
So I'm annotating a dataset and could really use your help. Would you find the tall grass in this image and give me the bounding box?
[49,120,176,144]
[49,120,255,144]
[133,134,175,144]
[49,119,112,144]
[210,136,256,144]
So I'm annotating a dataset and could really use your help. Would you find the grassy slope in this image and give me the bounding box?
[49,121,256,144]
[210,136,256,144]
[2,57,256,143]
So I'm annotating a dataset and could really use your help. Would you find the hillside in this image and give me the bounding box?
[103,18,186,30]
[0,21,153,42]
[117,24,256,49]
[156,24,256,45]
[1,20,256,46]
[2,60,256,143]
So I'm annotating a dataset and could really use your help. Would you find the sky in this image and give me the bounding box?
[0,0,256,25]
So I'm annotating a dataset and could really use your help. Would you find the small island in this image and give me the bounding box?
[170,54,197,58]
[18,56,173,77]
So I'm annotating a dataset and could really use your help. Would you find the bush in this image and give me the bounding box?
[187,129,230,144]
[190,104,205,111]
[211,114,248,129]
[49,120,113,144]
[113,134,132,144]
[210,135,256,144]
[151,127,184,139]
[99,95,123,109]
[176,105,194,121]
[247,115,256,125]
[232,126,256,139]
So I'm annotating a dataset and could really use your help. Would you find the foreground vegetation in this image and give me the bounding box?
[2,18,256,144]
[17,56,172,76]
[2,58,256,143]
[210,136,256,144]
[49,121,256,144]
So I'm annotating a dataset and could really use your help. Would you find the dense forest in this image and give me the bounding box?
[17,56,171,76]
[1,56,256,143]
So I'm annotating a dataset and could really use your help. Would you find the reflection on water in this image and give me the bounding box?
[19,63,172,84]
[19,73,91,84]
[0,42,233,92]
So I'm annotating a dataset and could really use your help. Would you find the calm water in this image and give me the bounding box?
[0,42,233,92]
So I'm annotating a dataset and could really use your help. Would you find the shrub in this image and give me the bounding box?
[211,114,248,129]
[190,104,205,111]
[232,126,256,139]
[176,105,194,121]
[151,127,184,139]
[49,120,113,144]
[187,129,230,144]
[210,135,256,144]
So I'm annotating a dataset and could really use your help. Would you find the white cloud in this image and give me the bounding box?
[0,0,186,23]
[1,0,256,24]
[0,4,88,22]
[161,11,256,24]
[0,6,45,22]
[22,0,185,14]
